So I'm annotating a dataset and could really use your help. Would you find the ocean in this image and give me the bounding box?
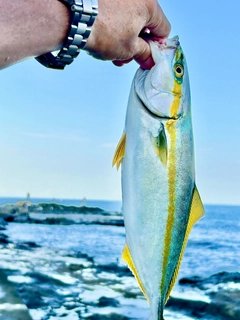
[0,197,239,320]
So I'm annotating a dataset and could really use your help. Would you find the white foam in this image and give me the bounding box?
[8,275,33,283]
[50,273,78,285]
[48,306,80,320]
[79,284,119,302]
[164,309,196,320]
[205,281,240,292]
[171,289,211,303]
[0,303,28,311]
[227,282,240,290]
[29,308,46,320]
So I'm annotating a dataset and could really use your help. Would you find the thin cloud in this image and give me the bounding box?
[23,131,88,143]
[100,143,117,148]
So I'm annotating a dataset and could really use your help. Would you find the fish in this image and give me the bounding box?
[113,36,204,320]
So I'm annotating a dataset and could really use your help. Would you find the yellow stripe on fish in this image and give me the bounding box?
[160,56,183,297]
[160,120,177,296]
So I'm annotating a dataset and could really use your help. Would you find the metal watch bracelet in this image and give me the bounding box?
[35,0,98,70]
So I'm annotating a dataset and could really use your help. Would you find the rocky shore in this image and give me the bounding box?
[0,202,239,320]
[0,201,124,226]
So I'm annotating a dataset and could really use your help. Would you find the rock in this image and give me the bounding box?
[179,271,240,290]
[97,296,120,308]
[63,301,81,310]
[44,217,75,225]
[15,241,40,250]
[174,271,240,320]
[0,269,32,320]
[179,276,203,286]
[14,213,30,223]
[4,215,15,222]
[18,284,45,309]
[96,263,131,278]
[85,313,130,320]
[209,289,240,319]
[0,217,7,230]
[94,219,124,227]
[205,271,240,285]
[166,296,210,317]
[69,251,94,264]
[17,280,65,310]
[0,233,11,244]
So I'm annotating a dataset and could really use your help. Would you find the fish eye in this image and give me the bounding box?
[174,64,184,77]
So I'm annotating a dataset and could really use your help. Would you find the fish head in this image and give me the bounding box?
[135,36,190,119]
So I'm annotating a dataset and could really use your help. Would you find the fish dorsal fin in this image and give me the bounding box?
[112,133,126,170]
[122,243,150,303]
[151,128,168,166]
[165,186,204,303]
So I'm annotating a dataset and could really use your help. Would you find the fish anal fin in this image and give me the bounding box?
[122,244,149,303]
[112,133,126,170]
[151,128,168,166]
[165,186,204,303]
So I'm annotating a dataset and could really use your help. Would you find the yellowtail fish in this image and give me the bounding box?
[113,36,204,320]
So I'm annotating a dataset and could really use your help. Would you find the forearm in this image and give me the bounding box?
[0,0,170,70]
[0,0,69,69]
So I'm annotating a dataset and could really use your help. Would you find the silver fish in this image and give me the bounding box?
[113,37,204,320]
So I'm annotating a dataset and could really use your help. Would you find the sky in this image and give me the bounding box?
[0,0,240,205]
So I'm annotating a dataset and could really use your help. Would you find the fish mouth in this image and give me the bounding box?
[139,96,178,120]
[138,93,179,120]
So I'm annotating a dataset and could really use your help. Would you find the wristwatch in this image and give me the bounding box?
[35,0,98,70]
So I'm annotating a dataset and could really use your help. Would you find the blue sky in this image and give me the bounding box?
[0,0,240,204]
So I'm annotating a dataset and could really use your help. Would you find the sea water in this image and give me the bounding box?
[2,198,239,277]
[0,198,239,319]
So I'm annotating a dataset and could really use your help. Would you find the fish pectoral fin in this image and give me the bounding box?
[122,243,149,303]
[112,132,126,170]
[165,186,204,303]
[151,128,168,166]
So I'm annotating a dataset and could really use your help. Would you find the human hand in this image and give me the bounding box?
[84,0,171,70]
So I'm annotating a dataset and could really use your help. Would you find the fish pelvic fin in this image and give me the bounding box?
[112,132,126,170]
[122,243,150,303]
[165,186,204,303]
[151,127,168,166]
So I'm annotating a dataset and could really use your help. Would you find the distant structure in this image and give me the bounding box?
[26,192,31,202]
[80,197,87,207]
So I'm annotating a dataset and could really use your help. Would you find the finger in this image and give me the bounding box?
[133,37,154,70]
[112,58,133,67]
[112,60,125,67]
[147,3,171,38]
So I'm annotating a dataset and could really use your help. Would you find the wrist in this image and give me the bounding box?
[36,0,98,70]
